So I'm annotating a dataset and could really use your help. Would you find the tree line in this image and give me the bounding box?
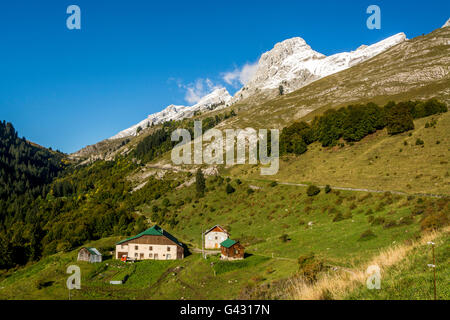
[280,99,447,155]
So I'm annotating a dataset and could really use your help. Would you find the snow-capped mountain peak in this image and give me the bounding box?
[229,32,407,104]
[110,88,231,140]
[443,18,450,28]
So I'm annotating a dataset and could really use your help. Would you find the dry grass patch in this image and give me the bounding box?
[286,226,449,300]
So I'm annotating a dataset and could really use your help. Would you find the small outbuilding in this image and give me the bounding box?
[220,239,245,260]
[77,247,102,263]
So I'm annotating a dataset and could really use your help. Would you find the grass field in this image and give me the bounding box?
[226,111,450,196]
[345,228,449,300]
[2,178,447,300]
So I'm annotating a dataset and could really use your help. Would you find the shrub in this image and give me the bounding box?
[307,185,321,197]
[371,216,385,226]
[420,212,449,231]
[383,219,398,229]
[247,188,254,195]
[297,253,325,283]
[415,138,424,146]
[359,229,377,241]
[269,181,278,187]
[236,179,242,185]
[225,184,235,194]
[332,212,344,222]
[398,216,414,225]
[324,185,332,194]
[279,234,290,242]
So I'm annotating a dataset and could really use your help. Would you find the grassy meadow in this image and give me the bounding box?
[1,177,447,300]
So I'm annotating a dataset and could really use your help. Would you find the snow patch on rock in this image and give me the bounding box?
[229,33,407,105]
[110,88,231,139]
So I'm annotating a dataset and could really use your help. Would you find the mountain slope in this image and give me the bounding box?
[229,33,406,105]
[225,26,449,130]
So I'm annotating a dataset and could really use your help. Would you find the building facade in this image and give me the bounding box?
[77,247,102,263]
[204,225,229,249]
[116,225,184,261]
[220,239,245,260]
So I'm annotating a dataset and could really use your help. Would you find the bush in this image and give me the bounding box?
[370,216,385,226]
[307,185,321,197]
[247,188,254,195]
[398,216,414,225]
[383,219,398,229]
[269,181,278,187]
[359,229,377,241]
[225,184,235,194]
[415,138,424,146]
[332,212,344,222]
[324,185,331,194]
[420,212,449,231]
[279,234,290,242]
[297,253,325,283]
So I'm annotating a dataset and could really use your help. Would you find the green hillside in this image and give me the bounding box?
[1,174,447,299]
[1,26,449,301]
[227,110,450,195]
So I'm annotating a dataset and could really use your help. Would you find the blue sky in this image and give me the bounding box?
[0,0,448,153]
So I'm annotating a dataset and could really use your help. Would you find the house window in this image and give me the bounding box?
[215,236,218,240]
[149,246,153,251]
[167,254,171,259]
[135,245,138,250]
[135,253,138,258]
[167,246,170,252]
[154,254,159,259]
[149,253,153,258]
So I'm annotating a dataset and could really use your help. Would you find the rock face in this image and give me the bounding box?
[110,88,231,139]
[229,33,407,105]
[228,26,450,130]
[443,18,450,28]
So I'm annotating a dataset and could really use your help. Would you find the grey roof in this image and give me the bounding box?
[85,247,102,256]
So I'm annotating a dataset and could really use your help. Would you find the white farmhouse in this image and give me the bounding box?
[204,225,229,249]
[116,225,184,261]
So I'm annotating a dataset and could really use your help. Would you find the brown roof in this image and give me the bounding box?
[205,225,229,235]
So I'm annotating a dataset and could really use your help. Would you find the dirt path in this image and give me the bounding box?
[247,179,447,199]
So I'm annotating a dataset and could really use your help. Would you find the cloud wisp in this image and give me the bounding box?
[222,62,258,87]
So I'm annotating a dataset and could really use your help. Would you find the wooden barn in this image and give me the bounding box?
[116,225,184,261]
[77,247,102,263]
[204,225,229,249]
[220,239,245,260]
